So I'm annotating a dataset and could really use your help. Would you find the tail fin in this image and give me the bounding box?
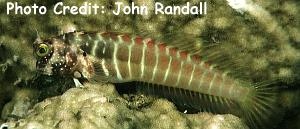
[238,82,282,129]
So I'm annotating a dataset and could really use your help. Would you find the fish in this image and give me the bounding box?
[33,31,281,129]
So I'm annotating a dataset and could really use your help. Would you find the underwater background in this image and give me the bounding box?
[0,0,300,129]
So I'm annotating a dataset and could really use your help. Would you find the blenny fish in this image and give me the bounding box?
[33,31,280,129]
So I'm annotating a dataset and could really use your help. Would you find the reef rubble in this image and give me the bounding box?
[1,83,249,129]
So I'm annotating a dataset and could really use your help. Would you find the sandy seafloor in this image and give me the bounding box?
[0,0,300,129]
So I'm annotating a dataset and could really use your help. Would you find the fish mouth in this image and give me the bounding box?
[36,65,53,76]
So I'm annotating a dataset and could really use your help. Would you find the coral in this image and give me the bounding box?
[2,83,249,129]
[1,89,38,120]
[278,90,300,129]
[279,90,300,111]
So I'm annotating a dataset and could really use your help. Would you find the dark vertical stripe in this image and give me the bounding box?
[165,58,181,86]
[222,79,235,99]
[189,66,204,92]
[116,43,130,80]
[143,42,156,81]
[154,53,169,83]
[179,62,193,87]
[209,74,223,96]
[200,71,214,93]
[130,42,143,78]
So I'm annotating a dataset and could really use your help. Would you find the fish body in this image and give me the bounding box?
[33,31,279,129]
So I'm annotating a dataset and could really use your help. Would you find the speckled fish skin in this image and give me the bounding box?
[34,31,278,129]
[33,33,94,78]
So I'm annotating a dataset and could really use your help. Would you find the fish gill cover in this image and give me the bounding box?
[0,0,299,129]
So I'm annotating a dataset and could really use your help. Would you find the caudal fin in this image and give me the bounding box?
[238,82,282,129]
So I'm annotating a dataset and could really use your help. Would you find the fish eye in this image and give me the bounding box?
[36,43,49,57]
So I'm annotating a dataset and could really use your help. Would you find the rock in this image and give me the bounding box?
[2,83,248,129]
[1,89,39,120]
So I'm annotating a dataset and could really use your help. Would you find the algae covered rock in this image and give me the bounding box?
[1,88,38,120]
[2,83,248,129]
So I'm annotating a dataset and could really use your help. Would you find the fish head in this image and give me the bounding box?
[33,37,81,76]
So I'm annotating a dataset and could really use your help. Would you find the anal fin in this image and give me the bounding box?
[136,82,238,114]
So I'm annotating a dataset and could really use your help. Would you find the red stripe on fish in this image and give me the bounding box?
[121,34,131,43]
[180,51,188,60]
[135,36,143,45]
